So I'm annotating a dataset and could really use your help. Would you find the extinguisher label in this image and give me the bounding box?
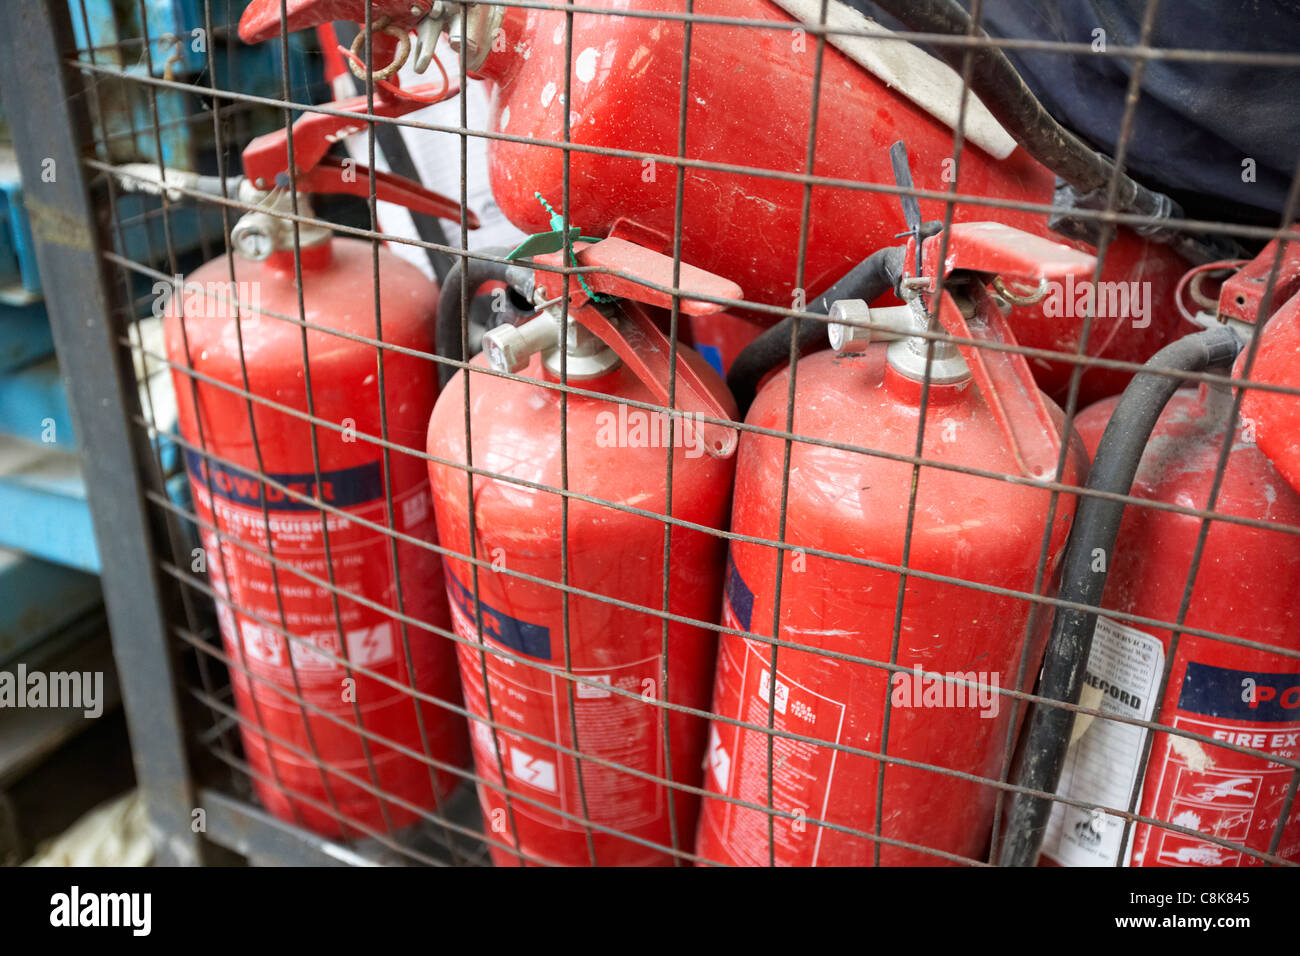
[236,620,397,672]
[725,556,755,632]
[185,449,385,510]
[703,593,847,866]
[1042,615,1164,867]
[1178,662,1300,722]
[444,571,551,660]
[1140,662,1300,867]
[446,572,665,832]
[189,449,439,711]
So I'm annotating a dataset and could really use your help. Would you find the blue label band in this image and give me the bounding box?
[185,449,384,512]
[726,554,754,632]
[1178,660,1300,723]
[446,571,552,661]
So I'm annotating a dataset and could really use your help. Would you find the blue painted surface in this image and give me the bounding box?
[0,302,55,374]
[0,549,101,661]
[698,344,725,377]
[70,0,217,78]
[0,1,328,580]
[143,0,209,77]
[69,0,326,171]
[0,439,99,573]
[0,358,74,445]
[213,28,326,102]
[0,180,43,297]
[67,0,120,65]
[112,192,227,268]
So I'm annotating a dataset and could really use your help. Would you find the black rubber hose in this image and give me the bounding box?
[726,245,905,415]
[998,325,1243,867]
[870,0,1170,224]
[436,247,514,388]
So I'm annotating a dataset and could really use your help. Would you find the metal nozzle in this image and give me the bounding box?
[482,312,561,373]
[227,183,331,262]
[827,300,916,350]
[230,213,278,262]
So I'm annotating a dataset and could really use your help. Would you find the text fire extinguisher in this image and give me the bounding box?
[426,233,741,865]
[696,168,1094,865]
[1008,246,1300,867]
[136,88,479,838]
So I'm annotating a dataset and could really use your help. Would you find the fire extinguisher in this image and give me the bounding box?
[1236,234,1300,495]
[238,0,1213,405]
[135,85,479,838]
[426,231,741,865]
[695,158,1093,866]
[1007,246,1300,867]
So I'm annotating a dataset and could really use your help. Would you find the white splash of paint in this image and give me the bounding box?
[540,81,556,108]
[499,106,510,131]
[575,46,598,83]
[1169,736,1214,773]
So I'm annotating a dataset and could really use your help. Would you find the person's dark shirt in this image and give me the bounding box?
[848,0,1300,228]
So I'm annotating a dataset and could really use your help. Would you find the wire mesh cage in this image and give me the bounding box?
[7,0,1300,867]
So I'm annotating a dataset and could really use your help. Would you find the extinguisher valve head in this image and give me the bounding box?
[230,212,279,261]
[482,311,560,373]
[828,300,872,350]
[413,2,451,73]
[230,183,331,261]
[447,2,503,74]
[827,300,915,350]
[887,335,971,385]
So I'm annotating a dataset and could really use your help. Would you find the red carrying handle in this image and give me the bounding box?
[239,0,426,44]
[909,222,1096,480]
[535,238,742,458]
[241,78,459,188]
[936,286,1062,482]
[1217,230,1300,326]
[295,157,479,227]
[238,82,477,226]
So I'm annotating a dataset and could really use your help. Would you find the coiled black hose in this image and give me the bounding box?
[726,245,905,415]
[998,325,1243,866]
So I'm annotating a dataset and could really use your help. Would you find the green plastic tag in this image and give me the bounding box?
[506,227,582,261]
[506,193,612,302]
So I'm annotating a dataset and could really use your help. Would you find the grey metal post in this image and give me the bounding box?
[0,2,203,865]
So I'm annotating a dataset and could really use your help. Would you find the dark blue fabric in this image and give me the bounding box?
[846,0,1300,227]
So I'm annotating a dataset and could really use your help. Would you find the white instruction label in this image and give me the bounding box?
[1042,616,1164,867]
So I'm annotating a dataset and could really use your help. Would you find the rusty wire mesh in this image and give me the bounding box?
[57,0,1300,866]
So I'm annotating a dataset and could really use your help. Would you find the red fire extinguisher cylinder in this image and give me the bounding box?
[156,104,478,837]
[426,238,742,865]
[698,219,1094,866]
[1026,318,1300,867]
